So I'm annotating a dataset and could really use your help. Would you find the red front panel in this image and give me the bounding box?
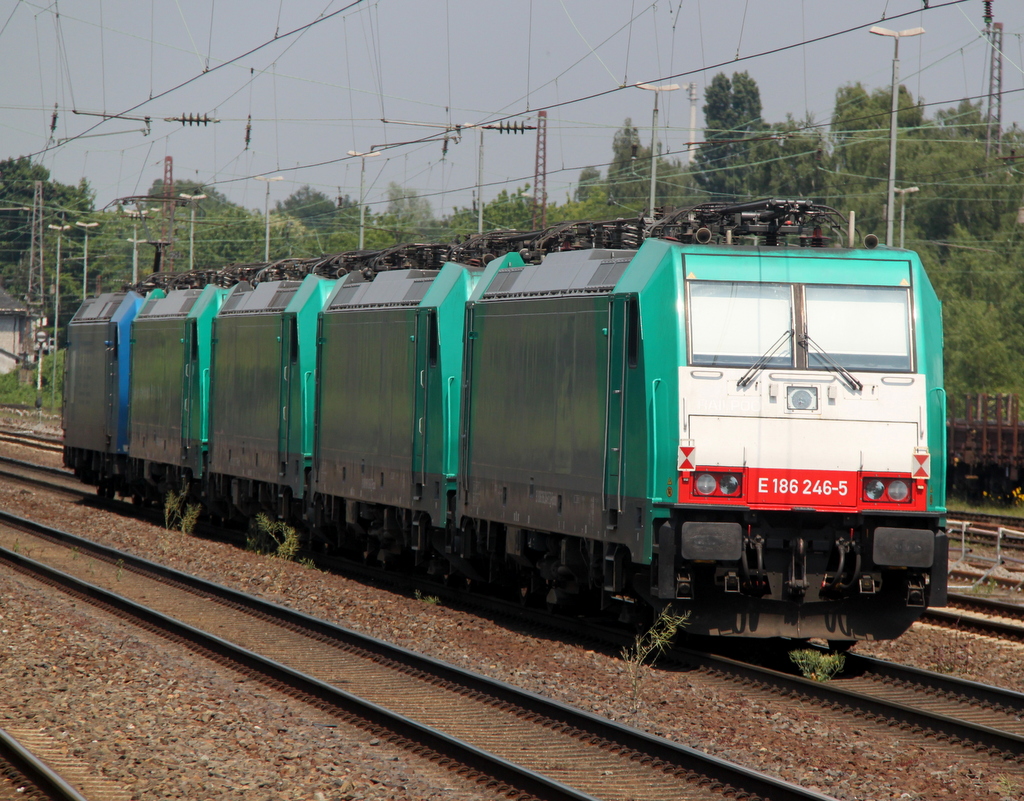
[681,466,928,512]
[749,468,858,508]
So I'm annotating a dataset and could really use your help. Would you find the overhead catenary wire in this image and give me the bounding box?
[12,0,1017,229]
[24,0,372,158]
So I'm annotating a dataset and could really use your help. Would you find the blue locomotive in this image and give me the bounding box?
[63,200,947,642]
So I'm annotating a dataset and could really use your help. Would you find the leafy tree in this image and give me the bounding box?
[743,115,826,200]
[604,118,692,214]
[0,157,93,301]
[575,166,602,203]
[692,72,766,200]
[275,185,338,231]
[606,119,647,211]
[376,183,436,243]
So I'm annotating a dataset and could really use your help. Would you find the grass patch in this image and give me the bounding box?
[789,648,846,681]
[946,494,1024,519]
[621,607,689,715]
[414,589,441,605]
[248,513,301,560]
[0,353,64,410]
[164,482,201,535]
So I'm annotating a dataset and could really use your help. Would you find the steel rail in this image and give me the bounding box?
[0,512,835,801]
[0,454,75,480]
[0,726,88,801]
[924,606,1024,642]
[658,645,1024,760]
[0,431,63,454]
[946,592,1024,622]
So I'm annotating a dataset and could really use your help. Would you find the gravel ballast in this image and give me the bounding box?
[1,437,1023,800]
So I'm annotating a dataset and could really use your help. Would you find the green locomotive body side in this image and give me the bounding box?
[313,264,480,529]
[459,238,946,636]
[128,285,227,480]
[208,275,335,513]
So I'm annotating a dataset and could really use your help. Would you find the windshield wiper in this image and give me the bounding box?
[798,334,863,392]
[737,329,794,389]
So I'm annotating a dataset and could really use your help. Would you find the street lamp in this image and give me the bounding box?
[179,193,207,271]
[637,82,680,216]
[347,150,381,249]
[254,175,283,261]
[870,25,925,247]
[894,186,919,249]
[123,208,149,285]
[47,222,71,409]
[685,82,699,166]
[74,221,99,299]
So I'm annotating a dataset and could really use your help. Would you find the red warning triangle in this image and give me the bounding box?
[678,445,695,471]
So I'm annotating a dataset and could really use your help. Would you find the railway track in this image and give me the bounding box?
[0,511,832,801]
[0,430,62,455]
[0,727,87,801]
[923,593,1024,642]
[6,453,1024,784]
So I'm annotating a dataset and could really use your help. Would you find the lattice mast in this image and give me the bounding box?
[984,2,1003,157]
[532,110,548,230]
[26,181,44,315]
[160,156,176,272]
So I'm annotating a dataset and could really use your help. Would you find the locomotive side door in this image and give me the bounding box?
[103,318,119,453]
[411,308,435,498]
[278,315,298,477]
[603,295,632,521]
[181,318,196,463]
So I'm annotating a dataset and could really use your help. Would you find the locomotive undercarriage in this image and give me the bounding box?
[67,442,947,640]
[307,491,644,613]
[655,509,948,639]
[64,447,130,499]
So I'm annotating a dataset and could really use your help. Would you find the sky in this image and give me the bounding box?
[2,0,1023,221]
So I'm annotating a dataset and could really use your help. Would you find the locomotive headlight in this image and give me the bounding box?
[719,474,740,495]
[786,385,818,411]
[887,480,909,502]
[864,479,886,501]
[695,473,717,495]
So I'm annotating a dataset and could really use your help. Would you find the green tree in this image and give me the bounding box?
[692,72,766,200]
[0,157,93,301]
[606,119,648,211]
[744,115,826,199]
[376,183,437,243]
[275,185,338,231]
[575,166,602,203]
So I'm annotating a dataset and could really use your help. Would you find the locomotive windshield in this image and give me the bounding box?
[688,282,793,368]
[687,281,913,372]
[804,285,912,372]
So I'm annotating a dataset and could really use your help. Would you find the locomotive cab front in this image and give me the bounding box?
[648,220,946,641]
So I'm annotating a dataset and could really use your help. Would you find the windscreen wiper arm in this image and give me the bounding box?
[737,329,794,389]
[798,334,863,392]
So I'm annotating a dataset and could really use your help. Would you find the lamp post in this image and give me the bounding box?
[124,209,149,285]
[74,221,99,299]
[870,25,925,247]
[685,82,699,166]
[347,150,381,250]
[179,193,207,271]
[894,186,919,249]
[637,82,680,216]
[254,175,283,261]
[47,223,71,409]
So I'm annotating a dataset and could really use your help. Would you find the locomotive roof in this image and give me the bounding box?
[479,248,636,300]
[218,279,305,315]
[325,268,441,311]
[138,288,204,319]
[69,292,141,324]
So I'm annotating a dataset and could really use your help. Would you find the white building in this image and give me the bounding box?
[0,287,30,374]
